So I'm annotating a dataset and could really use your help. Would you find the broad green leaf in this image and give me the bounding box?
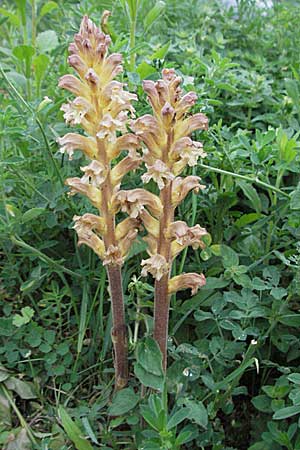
[108,388,139,416]
[0,7,20,26]
[58,406,94,450]
[12,306,34,327]
[167,408,190,430]
[237,180,262,213]
[150,41,170,60]
[273,405,300,420]
[134,363,164,390]
[279,314,300,327]
[5,377,36,399]
[287,373,300,384]
[37,30,59,53]
[12,45,35,61]
[183,399,208,428]
[235,213,264,228]
[33,54,49,85]
[40,1,58,17]
[251,395,271,413]
[290,188,300,210]
[22,207,45,223]
[136,337,164,376]
[136,61,156,79]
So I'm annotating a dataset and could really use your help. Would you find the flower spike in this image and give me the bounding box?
[58,15,141,389]
[131,68,209,369]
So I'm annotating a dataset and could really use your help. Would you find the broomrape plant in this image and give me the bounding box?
[58,15,141,389]
[58,15,209,386]
[130,69,209,369]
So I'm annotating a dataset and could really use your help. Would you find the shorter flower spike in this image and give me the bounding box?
[168,273,206,295]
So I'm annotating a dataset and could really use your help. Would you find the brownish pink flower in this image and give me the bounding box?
[141,160,174,190]
[73,215,105,258]
[168,273,206,295]
[141,254,169,280]
[57,133,97,160]
[112,189,163,218]
[171,176,205,207]
[80,160,108,186]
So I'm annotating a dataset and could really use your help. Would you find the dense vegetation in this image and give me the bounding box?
[0,0,300,449]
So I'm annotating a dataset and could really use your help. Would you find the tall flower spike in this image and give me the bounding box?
[58,15,141,390]
[132,68,208,369]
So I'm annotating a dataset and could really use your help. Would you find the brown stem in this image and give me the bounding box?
[154,181,174,371]
[107,265,128,390]
[154,274,170,371]
[97,138,128,389]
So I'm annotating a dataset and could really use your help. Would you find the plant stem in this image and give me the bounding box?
[107,265,128,389]
[129,16,137,71]
[97,138,128,389]
[154,182,174,371]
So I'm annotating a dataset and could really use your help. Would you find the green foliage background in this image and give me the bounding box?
[0,0,300,449]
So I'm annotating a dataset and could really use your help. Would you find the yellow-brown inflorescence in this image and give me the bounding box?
[58,15,141,266]
[123,68,209,366]
[130,68,208,294]
[58,15,141,389]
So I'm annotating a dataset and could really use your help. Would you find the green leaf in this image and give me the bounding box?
[58,406,94,450]
[251,395,272,413]
[183,399,208,428]
[167,408,190,430]
[134,363,164,390]
[150,41,170,60]
[279,314,300,327]
[237,180,262,213]
[136,61,156,79]
[0,7,20,26]
[12,45,35,61]
[290,187,300,210]
[40,1,58,17]
[4,377,36,399]
[33,54,49,85]
[36,30,59,53]
[136,337,164,376]
[273,405,300,420]
[211,244,239,268]
[108,388,139,416]
[22,207,45,223]
[144,1,165,31]
[12,306,34,327]
[287,373,300,384]
[235,213,264,228]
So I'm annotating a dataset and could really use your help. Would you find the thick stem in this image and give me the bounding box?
[154,182,173,370]
[154,274,170,371]
[96,138,128,389]
[107,265,128,390]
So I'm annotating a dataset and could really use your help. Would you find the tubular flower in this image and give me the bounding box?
[58,15,141,389]
[168,273,206,295]
[130,68,209,369]
[59,15,141,266]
